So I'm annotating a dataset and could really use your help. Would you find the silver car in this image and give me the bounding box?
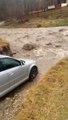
[0,55,38,98]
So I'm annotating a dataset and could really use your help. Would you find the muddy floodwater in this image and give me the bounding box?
[0,27,68,120]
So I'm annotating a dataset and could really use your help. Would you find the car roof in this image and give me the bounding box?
[0,55,9,59]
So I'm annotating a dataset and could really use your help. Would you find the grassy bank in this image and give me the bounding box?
[1,6,68,28]
[0,39,12,55]
[13,58,68,120]
[0,39,8,47]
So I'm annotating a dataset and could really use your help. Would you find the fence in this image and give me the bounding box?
[28,2,68,16]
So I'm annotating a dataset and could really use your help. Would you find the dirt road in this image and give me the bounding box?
[0,27,68,120]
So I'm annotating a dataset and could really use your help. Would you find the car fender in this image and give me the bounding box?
[28,63,37,77]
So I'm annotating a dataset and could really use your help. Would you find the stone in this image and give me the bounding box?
[23,43,37,51]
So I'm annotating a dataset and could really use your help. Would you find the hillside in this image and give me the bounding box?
[1,6,68,28]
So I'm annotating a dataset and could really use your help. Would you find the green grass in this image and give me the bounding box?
[16,18,68,27]
[1,6,68,28]
[13,58,68,120]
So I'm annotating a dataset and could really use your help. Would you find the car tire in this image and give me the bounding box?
[29,66,38,81]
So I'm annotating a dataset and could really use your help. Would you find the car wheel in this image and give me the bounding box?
[29,66,38,81]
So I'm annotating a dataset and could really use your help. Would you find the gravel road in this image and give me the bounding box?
[0,27,68,120]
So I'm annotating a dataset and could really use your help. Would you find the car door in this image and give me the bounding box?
[1,58,28,89]
[0,60,9,96]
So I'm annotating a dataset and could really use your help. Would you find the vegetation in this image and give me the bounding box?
[13,58,68,120]
[0,39,12,56]
[0,39,8,47]
[1,6,68,28]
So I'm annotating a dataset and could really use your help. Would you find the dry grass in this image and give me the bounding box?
[0,39,8,48]
[13,58,68,120]
[0,39,12,56]
[19,18,68,27]
[39,6,68,19]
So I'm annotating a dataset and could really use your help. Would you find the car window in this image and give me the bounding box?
[0,61,4,72]
[0,58,21,71]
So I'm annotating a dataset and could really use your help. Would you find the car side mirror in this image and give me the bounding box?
[20,60,25,65]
